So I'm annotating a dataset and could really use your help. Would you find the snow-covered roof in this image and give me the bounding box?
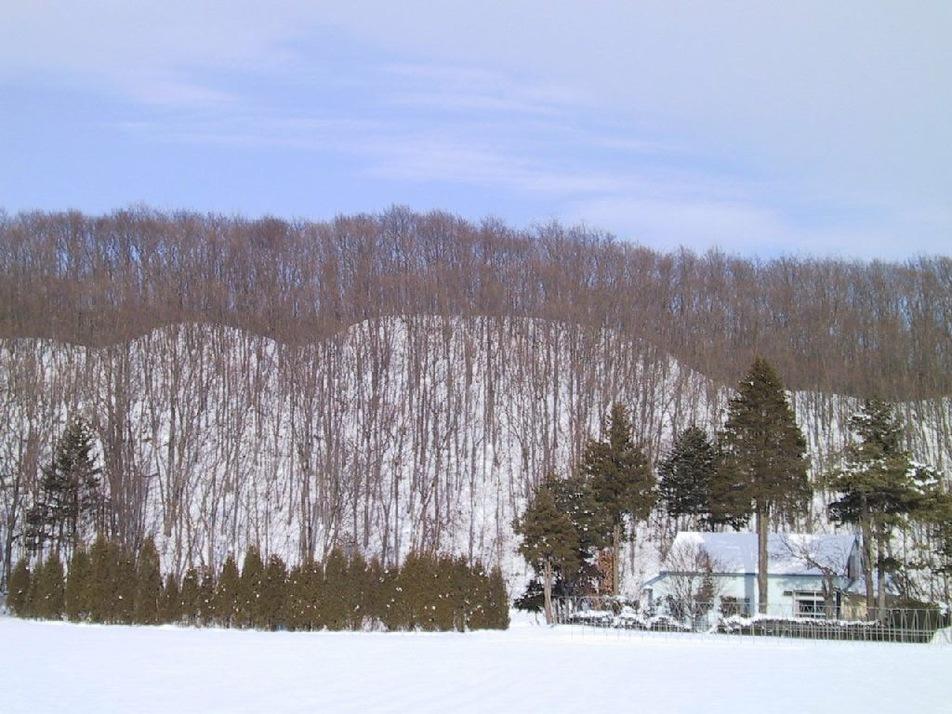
[667,531,857,576]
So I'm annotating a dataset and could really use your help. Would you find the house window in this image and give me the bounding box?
[719,597,751,617]
[793,591,826,619]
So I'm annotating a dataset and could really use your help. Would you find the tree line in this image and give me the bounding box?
[516,358,952,622]
[7,535,509,632]
[1,206,948,400]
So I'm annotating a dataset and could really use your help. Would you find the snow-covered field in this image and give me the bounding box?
[2,615,950,713]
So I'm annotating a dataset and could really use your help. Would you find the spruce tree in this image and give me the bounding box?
[133,537,163,625]
[238,545,264,628]
[24,417,102,557]
[906,464,952,605]
[114,545,137,624]
[485,566,510,629]
[88,533,115,623]
[446,556,471,631]
[198,569,216,626]
[285,563,305,631]
[321,547,350,631]
[513,480,579,624]
[260,554,288,630]
[548,474,610,594]
[658,426,724,529]
[7,557,32,617]
[363,557,385,629]
[65,547,91,621]
[180,567,200,626]
[581,403,656,595]
[215,555,241,628]
[714,358,809,613]
[431,554,456,631]
[161,573,181,624]
[347,552,369,630]
[827,398,917,614]
[34,553,65,619]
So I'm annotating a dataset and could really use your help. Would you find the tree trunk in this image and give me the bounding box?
[612,523,621,597]
[543,557,554,625]
[756,503,768,614]
[861,518,875,613]
[876,536,887,620]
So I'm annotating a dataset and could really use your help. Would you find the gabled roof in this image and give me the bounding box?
[667,531,857,577]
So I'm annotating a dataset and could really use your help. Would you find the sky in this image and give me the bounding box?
[1,1,950,259]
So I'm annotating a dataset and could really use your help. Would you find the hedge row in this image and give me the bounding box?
[6,535,509,632]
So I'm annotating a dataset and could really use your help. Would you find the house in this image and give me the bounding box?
[642,531,864,618]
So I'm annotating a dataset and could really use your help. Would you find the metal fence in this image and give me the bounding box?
[553,596,952,645]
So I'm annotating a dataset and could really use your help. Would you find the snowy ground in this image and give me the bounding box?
[2,614,950,713]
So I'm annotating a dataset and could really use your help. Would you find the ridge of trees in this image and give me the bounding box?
[1,206,949,400]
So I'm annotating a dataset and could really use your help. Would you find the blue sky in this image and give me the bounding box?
[1,2,949,258]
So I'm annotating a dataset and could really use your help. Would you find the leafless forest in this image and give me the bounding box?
[1,207,950,589]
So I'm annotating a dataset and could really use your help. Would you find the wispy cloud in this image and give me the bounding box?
[3,2,950,257]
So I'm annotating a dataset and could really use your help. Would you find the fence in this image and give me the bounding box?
[553,596,951,645]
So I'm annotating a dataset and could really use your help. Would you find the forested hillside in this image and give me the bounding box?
[0,208,949,593]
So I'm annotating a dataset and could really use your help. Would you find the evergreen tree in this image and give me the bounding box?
[214,555,241,627]
[658,426,724,529]
[180,567,200,626]
[548,474,610,594]
[713,358,809,613]
[33,553,65,619]
[377,564,400,631]
[347,552,370,630]
[430,554,456,631]
[362,557,386,629]
[321,548,350,631]
[513,480,579,624]
[446,556,472,631]
[65,547,91,621]
[114,545,137,624]
[238,545,264,628]
[24,417,102,558]
[827,398,918,614]
[581,403,656,595]
[88,533,116,623]
[485,566,510,630]
[7,557,32,617]
[198,569,216,626]
[285,563,306,631]
[902,464,952,605]
[133,537,163,625]
[161,573,181,624]
[260,554,288,630]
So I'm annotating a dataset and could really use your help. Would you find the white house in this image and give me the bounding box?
[642,531,864,618]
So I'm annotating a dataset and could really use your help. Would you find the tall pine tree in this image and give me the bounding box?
[826,398,917,614]
[513,480,579,624]
[581,403,655,596]
[714,358,809,614]
[25,417,102,558]
[658,426,721,530]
